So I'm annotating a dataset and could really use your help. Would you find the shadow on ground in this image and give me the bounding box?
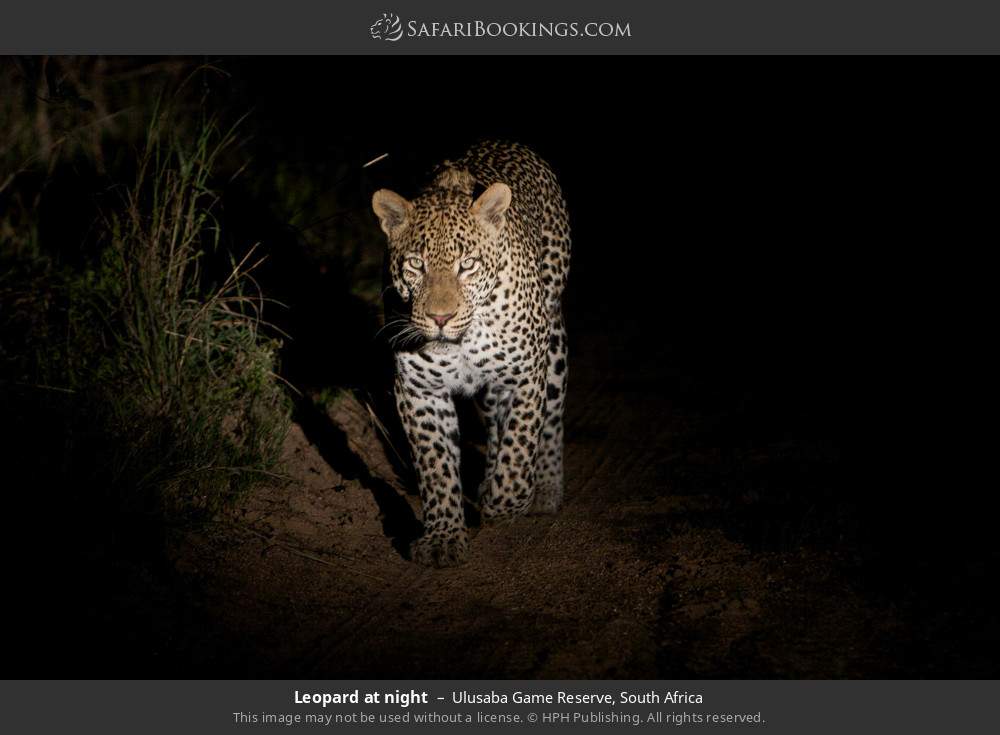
[7,302,994,678]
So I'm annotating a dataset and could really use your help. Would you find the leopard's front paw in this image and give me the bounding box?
[410,528,469,568]
[481,495,531,522]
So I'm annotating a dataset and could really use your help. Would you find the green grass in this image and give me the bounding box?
[0,65,291,522]
[91,106,291,517]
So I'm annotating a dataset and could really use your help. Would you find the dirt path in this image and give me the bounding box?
[141,314,940,679]
[13,307,992,680]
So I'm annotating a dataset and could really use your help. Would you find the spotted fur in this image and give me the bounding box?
[372,141,571,567]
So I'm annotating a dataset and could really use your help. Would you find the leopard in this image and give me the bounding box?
[371,140,571,567]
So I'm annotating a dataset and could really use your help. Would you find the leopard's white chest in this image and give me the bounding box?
[419,322,505,397]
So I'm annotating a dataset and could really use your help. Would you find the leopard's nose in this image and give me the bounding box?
[427,311,456,327]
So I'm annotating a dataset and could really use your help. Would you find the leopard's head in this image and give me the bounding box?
[372,169,511,343]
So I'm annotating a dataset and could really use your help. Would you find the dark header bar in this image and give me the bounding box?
[2,0,1000,53]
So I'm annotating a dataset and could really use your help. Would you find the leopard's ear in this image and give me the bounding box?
[372,189,412,237]
[470,183,511,229]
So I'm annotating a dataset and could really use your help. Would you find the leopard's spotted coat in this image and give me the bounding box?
[372,141,570,566]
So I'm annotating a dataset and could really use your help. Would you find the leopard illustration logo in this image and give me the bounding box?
[370,13,404,42]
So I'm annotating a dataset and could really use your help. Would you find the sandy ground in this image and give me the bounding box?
[122,322,966,680]
[39,303,994,680]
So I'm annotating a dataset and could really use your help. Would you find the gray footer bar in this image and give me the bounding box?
[2,681,996,733]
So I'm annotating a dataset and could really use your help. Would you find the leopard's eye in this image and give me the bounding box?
[459,257,478,272]
[405,256,424,271]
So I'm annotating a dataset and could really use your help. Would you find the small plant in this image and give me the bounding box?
[84,104,291,518]
[1,82,292,523]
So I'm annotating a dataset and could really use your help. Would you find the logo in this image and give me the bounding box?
[370,12,403,42]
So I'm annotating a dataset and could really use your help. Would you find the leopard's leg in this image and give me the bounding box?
[475,385,512,505]
[394,353,467,567]
[480,358,546,520]
[531,311,567,514]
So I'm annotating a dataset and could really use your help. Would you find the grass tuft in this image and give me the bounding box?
[1,80,291,523]
[92,105,291,518]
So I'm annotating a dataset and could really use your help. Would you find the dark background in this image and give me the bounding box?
[234,56,862,390]
[2,57,993,676]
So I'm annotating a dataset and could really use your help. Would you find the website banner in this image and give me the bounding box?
[3,0,1000,53]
